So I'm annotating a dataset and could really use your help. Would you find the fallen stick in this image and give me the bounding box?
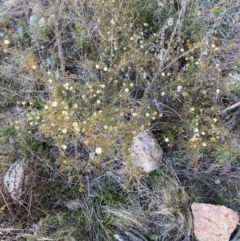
[221,101,240,115]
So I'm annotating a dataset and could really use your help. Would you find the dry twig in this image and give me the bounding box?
[54,0,66,77]
[222,101,240,115]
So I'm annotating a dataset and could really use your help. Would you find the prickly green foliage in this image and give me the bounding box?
[17,20,31,47]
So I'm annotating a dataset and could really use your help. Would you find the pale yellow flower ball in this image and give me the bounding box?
[52,101,58,107]
[4,40,10,45]
[95,147,102,154]
[62,129,67,134]
[62,144,67,150]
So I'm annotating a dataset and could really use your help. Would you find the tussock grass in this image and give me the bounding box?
[106,169,193,240]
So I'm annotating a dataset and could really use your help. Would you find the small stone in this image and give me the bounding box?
[3,0,19,8]
[3,159,25,201]
[230,73,240,81]
[191,203,239,241]
[29,15,38,27]
[130,131,162,173]
[38,18,45,27]
[214,179,221,184]
[64,198,82,211]
[89,152,95,160]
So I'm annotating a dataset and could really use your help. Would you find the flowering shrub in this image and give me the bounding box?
[12,0,237,177]
[26,77,157,175]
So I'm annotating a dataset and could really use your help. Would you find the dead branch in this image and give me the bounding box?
[221,101,240,115]
[54,0,66,78]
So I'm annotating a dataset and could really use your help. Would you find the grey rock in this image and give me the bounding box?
[38,18,45,28]
[16,26,23,36]
[3,159,25,201]
[229,74,240,87]
[29,15,38,27]
[3,0,19,8]
[130,131,162,173]
[230,74,240,82]
[64,198,83,211]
